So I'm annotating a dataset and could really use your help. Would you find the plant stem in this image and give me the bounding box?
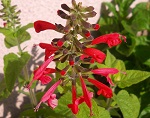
[17,38,37,107]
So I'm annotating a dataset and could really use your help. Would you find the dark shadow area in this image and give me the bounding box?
[0,46,45,117]
[0,86,30,118]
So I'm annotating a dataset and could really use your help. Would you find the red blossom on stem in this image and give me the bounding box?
[91,68,119,86]
[88,78,113,98]
[34,20,56,33]
[34,79,62,111]
[39,43,58,61]
[68,85,84,114]
[26,56,54,89]
[80,76,93,116]
[83,48,106,63]
[91,33,126,47]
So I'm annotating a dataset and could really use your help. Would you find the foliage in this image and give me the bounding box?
[0,0,150,118]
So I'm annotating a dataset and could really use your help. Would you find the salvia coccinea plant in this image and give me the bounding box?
[25,0,126,116]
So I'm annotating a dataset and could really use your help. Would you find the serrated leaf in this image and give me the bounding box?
[76,100,110,118]
[4,30,31,48]
[54,91,72,118]
[115,90,140,118]
[3,52,31,92]
[118,70,150,88]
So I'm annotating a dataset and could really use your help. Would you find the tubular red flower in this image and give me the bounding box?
[83,48,106,63]
[80,76,93,116]
[91,33,126,47]
[34,79,61,111]
[87,78,113,98]
[26,56,54,89]
[39,43,58,61]
[91,68,119,85]
[34,20,56,33]
[68,85,84,114]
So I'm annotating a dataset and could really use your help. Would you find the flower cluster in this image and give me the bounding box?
[26,0,126,116]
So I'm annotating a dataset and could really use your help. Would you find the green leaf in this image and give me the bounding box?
[139,106,150,118]
[3,23,33,48]
[104,2,118,18]
[3,52,31,92]
[119,0,135,18]
[132,2,150,31]
[53,91,72,118]
[105,50,126,70]
[98,17,120,34]
[115,90,140,118]
[116,35,136,57]
[121,20,136,35]
[118,70,150,88]
[76,100,110,118]
[0,79,10,100]
[0,27,12,36]
[57,61,68,70]
[4,30,31,48]
[19,23,33,31]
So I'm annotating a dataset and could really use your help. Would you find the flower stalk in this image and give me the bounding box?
[26,0,126,115]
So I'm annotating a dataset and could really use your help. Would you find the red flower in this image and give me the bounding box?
[68,85,84,114]
[34,20,56,33]
[34,79,62,111]
[88,78,113,98]
[91,68,119,86]
[39,43,58,61]
[83,48,106,63]
[26,56,54,89]
[80,76,93,116]
[91,33,126,47]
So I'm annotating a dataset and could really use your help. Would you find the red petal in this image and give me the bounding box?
[88,78,113,98]
[34,20,56,33]
[83,48,106,63]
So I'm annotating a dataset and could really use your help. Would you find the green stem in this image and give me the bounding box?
[106,98,112,110]
[16,37,37,107]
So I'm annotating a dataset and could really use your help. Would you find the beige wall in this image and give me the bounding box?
[0,0,148,117]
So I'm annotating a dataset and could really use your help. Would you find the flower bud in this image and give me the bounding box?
[61,4,70,12]
[82,30,91,38]
[82,11,97,18]
[72,0,77,7]
[69,55,74,66]
[81,20,91,29]
[60,65,70,76]
[57,10,70,19]
[84,6,94,12]
[92,24,100,30]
